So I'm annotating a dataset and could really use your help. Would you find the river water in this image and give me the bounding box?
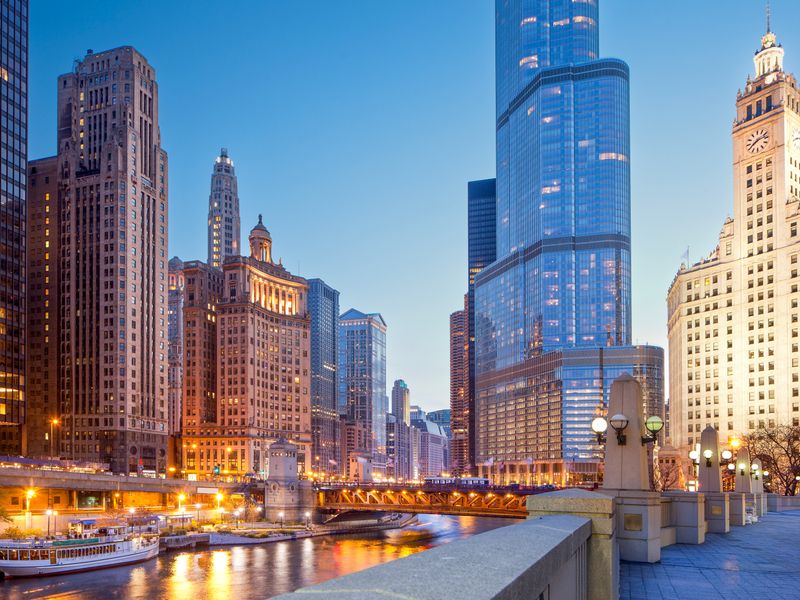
[1,515,511,599]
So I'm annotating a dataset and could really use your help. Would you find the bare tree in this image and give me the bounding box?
[658,459,686,491]
[745,425,800,496]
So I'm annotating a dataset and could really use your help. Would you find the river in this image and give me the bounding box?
[0,514,512,599]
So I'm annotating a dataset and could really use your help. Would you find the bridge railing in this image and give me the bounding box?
[273,514,591,600]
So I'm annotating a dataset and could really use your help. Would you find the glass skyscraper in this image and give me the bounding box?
[308,278,340,476]
[474,0,663,485]
[0,0,27,454]
[338,309,387,471]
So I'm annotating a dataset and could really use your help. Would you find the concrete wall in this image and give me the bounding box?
[272,515,591,600]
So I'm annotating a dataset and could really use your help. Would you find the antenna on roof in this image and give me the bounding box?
[766,0,771,33]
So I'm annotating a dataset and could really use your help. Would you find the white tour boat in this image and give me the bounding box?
[0,519,159,578]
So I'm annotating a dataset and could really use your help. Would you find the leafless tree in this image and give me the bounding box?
[745,425,800,496]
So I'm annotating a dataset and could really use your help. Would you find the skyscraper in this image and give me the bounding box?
[390,379,410,425]
[0,0,28,455]
[207,148,240,269]
[449,307,469,474]
[338,309,387,472]
[667,21,800,449]
[45,46,169,473]
[473,1,663,485]
[182,217,312,477]
[465,178,496,473]
[26,157,58,458]
[308,278,340,477]
[167,257,185,438]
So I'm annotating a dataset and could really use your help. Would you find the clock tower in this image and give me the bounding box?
[732,24,800,261]
[667,17,800,453]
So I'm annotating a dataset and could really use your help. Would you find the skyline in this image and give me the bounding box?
[26,1,800,411]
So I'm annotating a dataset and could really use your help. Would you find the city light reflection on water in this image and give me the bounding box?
[0,514,511,600]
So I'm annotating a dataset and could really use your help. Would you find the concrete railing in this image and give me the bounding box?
[273,514,591,600]
[766,493,800,512]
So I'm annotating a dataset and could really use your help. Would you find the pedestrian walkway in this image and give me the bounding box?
[621,510,800,599]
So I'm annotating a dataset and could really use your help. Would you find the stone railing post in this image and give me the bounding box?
[527,489,617,600]
[662,491,706,544]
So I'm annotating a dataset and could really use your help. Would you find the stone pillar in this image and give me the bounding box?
[751,458,766,517]
[663,491,706,544]
[527,489,617,600]
[697,426,728,533]
[698,426,722,492]
[728,492,747,526]
[734,448,756,521]
[600,374,661,564]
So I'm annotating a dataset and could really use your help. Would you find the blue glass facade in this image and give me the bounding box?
[473,0,663,483]
[0,0,27,454]
[338,309,388,466]
[308,279,340,475]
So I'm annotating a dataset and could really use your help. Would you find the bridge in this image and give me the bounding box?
[315,483,547,518]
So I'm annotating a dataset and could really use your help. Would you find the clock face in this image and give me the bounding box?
[793,127,800,151]
[746,128,770,153]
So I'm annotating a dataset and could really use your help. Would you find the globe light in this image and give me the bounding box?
[721,450,733,461]
[727,463,735,471]
[645,415,664,434]
[702,449,713,459]
[689,450,699,461]
[591,417,608,434]
[609,414,629,432]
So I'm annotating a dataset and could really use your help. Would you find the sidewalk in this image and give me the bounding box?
[621,510,800,599]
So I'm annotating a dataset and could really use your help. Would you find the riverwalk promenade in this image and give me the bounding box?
[621,510,800,600]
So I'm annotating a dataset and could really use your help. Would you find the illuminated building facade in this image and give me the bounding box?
[390,379,410,425]
[207,148,240,269]
[338,309,387,472]
[668,23,800,449]
[167,256,185,437]
[26,157,59,457]
[308,278,339,477]
[182,217,312,477]
[0,0,28,454]
[51,47,169,473]
[473,0,663,484]
[449,307,469,474]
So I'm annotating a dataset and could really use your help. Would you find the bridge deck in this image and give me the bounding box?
[621,510,800,599]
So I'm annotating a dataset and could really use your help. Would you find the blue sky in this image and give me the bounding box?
[28,1,800,411]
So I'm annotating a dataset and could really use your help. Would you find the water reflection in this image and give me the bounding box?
[0,514,512,600]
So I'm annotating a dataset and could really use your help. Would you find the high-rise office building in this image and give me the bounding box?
[26,157,58,458]
[386,413,411,481]
[0,0,28,455]
[308,278,340,477]
[390,379,410,425]
[465,178,496,474]
[411,413,447,479]
[182,217,312,477]
[449,307,469,474]
[42,47,169,473]
[667,22,800,449]
[474,1,663,485]
[427,409,451,439]
[167,257,185,437]
[338,309,387,471]
[207,148,240,269]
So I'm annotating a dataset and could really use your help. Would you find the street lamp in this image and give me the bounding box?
[702,449,714,468]
[738,461,747,476]
[233,509,241,529]
[304,511,311,528]
[642,416,664,445]
[46,508,53,537]
[195,503,202,522]
[256,505,263,521]
[177,493,186,513]
[49,418,60,459]
[591,417,608,444]
[278,511,284,528]
[609,414,629,445]
[721,449,733,461]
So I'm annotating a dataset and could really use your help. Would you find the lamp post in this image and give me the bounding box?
[25,489,35,529]
[256,505,263,521]
[46,508,53,537]
[304,511,311,528]
[195,503,202,523]
[234,509,241,529]
[177,493,186,514]
[278,511,284,529]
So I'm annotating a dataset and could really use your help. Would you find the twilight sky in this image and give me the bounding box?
[28,1,800,411]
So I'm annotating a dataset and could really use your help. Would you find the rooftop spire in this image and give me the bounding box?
[766,0,771,33]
